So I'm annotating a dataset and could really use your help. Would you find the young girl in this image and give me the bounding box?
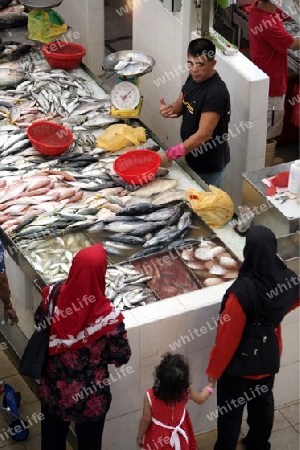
[137,353,214,449]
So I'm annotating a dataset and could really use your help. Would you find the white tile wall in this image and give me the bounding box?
[56,0,104,76]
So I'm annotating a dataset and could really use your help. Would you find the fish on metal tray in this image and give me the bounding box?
[105,233,145,245]
[131,178,177,198]
[151,189,186,205]
[103,220,146,234]
[128,220,165,237]
[137,204,182,222]
[128,244,166,260]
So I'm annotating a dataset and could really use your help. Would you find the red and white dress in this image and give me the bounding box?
[143,389,197,450]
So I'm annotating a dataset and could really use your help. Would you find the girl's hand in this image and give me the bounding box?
[136,436,143,447]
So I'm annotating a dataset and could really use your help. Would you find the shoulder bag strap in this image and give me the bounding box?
[48,281,63,317]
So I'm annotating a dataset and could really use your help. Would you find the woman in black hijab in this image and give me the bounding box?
[206,225,299,450]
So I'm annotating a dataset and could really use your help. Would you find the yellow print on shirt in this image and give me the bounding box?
[183,99,194,114]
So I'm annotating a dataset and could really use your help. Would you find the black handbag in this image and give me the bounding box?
[19,282,62,379]
[224,278,280,377]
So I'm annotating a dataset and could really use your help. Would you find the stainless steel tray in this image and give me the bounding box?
[102,50,155,77]
[19,0,63,9]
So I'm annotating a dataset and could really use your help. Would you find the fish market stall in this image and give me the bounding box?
[0,47,298,448]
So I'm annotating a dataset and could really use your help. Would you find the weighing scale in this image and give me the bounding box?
[102,50,156,119]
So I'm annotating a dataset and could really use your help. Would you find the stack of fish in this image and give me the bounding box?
[105,264,157,310]
[0,51,203,268]
[18,232,94,283]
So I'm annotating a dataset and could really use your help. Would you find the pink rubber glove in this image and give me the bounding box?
[165,143,186,160]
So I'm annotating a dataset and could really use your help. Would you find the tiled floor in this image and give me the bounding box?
[0,351,72,449]
[0,348,299,449]
[195,404,300,450]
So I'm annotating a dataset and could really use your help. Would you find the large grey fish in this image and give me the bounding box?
[105,234,145,245]
[0,67,24,89]
[144,226,190,248]
[128,244,166,260]
[103,220,146,233]
[116,203,163,216]
[137,205,181,222]
[143,226,177,248]
[129,221,165,237]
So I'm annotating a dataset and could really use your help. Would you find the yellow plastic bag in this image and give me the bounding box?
[27,9,68,43]
[96,124,147,151]
[186,185,234,228]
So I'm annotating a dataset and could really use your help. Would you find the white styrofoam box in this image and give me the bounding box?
[138,314,188,368]
[246,118,268,159]
[280,321,300,367]
[106,363,140,419]
[103,409,141,449]
[274,361,300,406]
[248,78,269,121]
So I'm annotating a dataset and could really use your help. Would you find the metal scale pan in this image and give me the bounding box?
[102,50,156,77]
[18,0,63,9]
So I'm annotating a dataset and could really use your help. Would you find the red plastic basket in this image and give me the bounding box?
[42,42,86,70]
[27,121,74,156]
[113,150,161,185]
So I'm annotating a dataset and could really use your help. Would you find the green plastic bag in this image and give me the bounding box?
[217,0,228,8]
[28,9,68,43]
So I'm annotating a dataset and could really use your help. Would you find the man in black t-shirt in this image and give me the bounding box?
[160,38,231,188]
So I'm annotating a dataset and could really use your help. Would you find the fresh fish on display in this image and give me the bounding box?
[0,67,25,89]
[105,263,156,310]
[130,179,177,198]
[151,189,186,205]
[18,232,94,283]
[137,204,182,222]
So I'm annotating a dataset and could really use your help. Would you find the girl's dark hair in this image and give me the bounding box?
[153,353,190,404]
[187,38,216,61]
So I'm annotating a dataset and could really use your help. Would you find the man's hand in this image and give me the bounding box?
[159,97,178,118]
[165,143,186,160]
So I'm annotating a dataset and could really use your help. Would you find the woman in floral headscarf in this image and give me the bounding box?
[37,244,131,450]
